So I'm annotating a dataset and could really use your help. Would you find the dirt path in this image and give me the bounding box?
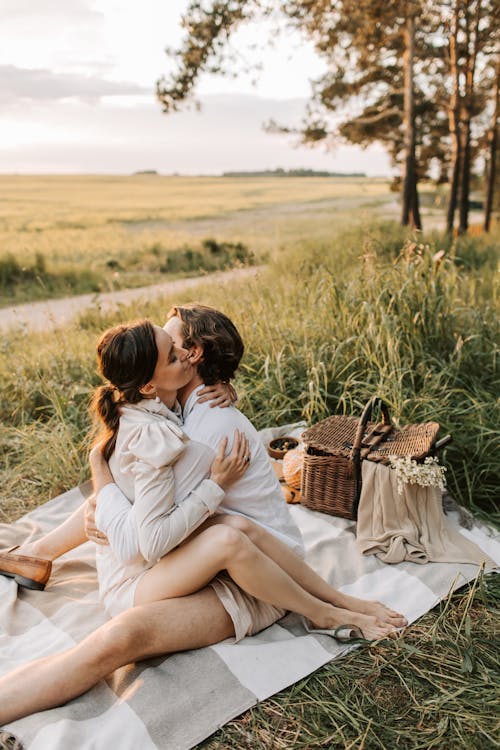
[0,267,260,332]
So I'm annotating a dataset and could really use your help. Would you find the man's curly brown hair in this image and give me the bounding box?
[166,304,244,385]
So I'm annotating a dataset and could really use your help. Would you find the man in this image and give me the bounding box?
[94,304,303,560]
[0,305,404,723]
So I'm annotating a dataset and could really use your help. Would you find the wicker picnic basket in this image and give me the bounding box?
[300,397,447,520]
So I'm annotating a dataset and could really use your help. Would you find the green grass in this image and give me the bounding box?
[0,183,498,749]
[0,220,498,521]
[201,571,500,750]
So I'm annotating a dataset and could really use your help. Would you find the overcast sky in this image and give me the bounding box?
[0,0,391,175]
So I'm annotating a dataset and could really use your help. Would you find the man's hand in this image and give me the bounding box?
[196,382,238,408]
[84,493,109,546]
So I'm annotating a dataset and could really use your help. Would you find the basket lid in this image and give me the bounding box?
[302,415,364,457]
[302,415,440,461]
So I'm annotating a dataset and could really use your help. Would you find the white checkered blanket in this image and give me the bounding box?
[1,481,499,750]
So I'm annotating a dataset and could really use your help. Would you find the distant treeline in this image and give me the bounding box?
[222,168,366,178]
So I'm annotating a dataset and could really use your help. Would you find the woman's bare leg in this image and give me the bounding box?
[0,588,234,726]
[134,525,397,639]
[16,502,88,561]
[15,448,114,562]
[211,515,407,628]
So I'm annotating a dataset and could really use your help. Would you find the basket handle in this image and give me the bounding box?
[351,397,392,461]
[350,397,392,518]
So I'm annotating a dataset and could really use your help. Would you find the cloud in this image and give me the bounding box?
[0,65,151,107]
[0,93,391,175]
[1,0,101,21]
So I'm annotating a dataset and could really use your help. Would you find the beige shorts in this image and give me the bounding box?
[210,572,286,642]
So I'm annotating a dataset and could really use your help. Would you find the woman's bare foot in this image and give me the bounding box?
[310,604,399,641]
[353,600,407,628]
[347,611,399,641]
[329,592,407,628]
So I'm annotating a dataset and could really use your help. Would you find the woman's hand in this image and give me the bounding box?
[84,493,109,546]
[210,430,251,491]
[196,382,238,408]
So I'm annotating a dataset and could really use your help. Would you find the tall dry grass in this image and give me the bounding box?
[0,220,498,522]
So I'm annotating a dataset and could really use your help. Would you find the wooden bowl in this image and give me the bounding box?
[268,436,299,460]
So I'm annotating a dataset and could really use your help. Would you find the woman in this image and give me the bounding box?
[89,318,406,637]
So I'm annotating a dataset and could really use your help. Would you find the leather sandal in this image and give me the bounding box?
[302,617,365,642]
[0,730,24,750]
[0,546,52,590]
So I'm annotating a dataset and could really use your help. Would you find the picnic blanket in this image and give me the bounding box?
[1,464,499,749]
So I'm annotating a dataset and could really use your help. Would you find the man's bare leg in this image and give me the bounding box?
[0,588,234,726]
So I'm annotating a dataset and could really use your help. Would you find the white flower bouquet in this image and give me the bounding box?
[388,455,447,496]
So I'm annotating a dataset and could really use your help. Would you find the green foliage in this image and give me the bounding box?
[0,238,253,303]
[0,252,101,302]
[159,238,254,274]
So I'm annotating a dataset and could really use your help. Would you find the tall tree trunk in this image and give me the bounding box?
[446,0,461,235]
[458,0,480,235]
[484,59,499,232]
[458,116,472,233]
[401,2,422,230]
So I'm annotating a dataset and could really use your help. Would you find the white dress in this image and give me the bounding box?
[95,397,224,616]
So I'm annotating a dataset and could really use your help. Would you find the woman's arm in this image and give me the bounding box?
[132,462,223,562]
[95,428,250,564]
[93,446,224,564]
[134,430,250,562]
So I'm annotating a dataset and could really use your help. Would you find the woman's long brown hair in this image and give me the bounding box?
[90,319,158,461]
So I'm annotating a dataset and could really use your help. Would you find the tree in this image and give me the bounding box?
[157,0,428,229]
[435,0,500,234]
[157,0,499,233]
[401,1,422,228]
[483,48,500,231]
[445,0,463,233]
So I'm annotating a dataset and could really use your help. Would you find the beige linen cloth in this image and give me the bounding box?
[357,460,496,567]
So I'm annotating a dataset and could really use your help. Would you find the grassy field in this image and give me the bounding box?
[0,175,393,305]
[0,176,498,748]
